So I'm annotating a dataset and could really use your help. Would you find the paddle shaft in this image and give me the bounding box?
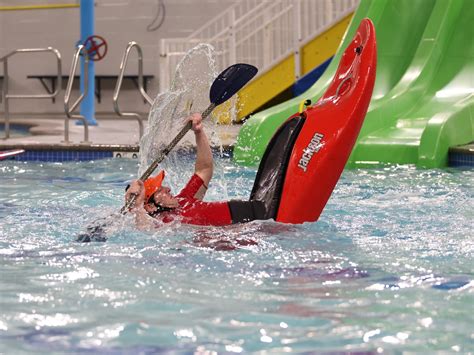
[120,102,216,214]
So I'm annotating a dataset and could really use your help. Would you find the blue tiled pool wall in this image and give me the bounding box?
[2,149,473,166]
[13,150,113,162]
[449,152,474,167]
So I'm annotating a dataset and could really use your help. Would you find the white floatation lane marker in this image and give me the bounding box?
[297,132,324,172]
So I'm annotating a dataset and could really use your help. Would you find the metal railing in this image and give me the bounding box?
[1,47,62,139]
[113,41,153,139]
[159,0,359,92]
[63,45,90,143]
[187,0,262,42]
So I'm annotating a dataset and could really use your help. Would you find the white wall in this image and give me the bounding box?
[0,0,237,115]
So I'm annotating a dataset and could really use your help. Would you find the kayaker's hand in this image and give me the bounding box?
[125,180,145,208]
[189,113,203,134]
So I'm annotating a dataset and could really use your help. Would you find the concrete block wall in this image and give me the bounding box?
[0,0,237,116]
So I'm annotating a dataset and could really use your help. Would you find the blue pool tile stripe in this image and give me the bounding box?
[14,150,113,162]
[6,150,474,165]
[449,152,474,167]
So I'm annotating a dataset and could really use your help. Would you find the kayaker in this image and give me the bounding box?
[125,113,267,229]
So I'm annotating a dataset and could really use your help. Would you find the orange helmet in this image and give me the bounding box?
[143,170,165,203]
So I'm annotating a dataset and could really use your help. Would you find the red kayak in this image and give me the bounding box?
[251,18,377,223]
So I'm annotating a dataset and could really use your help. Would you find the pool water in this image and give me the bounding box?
[0,158,472,353]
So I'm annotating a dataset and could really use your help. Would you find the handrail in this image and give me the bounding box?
[63,45,90,144]
[1,47,62,139]
[113,41,153,139]
[187,0,261,40]
[159,0,360,93]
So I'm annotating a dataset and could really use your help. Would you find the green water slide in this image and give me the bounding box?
[234,0,474,168]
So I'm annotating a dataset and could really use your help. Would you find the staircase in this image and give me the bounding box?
[159,0,359,99]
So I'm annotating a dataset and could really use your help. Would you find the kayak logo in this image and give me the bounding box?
[297,132,324,172]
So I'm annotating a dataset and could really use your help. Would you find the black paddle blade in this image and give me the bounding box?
[210,63,258,105]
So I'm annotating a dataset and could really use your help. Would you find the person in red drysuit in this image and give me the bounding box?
[125,113,266,230]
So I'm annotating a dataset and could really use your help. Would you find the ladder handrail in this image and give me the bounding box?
[63,45,90,144]
[1,47,62,139]
[113,41,152,140]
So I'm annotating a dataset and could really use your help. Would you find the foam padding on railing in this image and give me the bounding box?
[226,12,354,124]
[301,13,353,74]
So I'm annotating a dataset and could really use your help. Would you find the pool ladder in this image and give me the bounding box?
[113,41,153,140]
[63,45,91,144]
[1,48,62,140]
[1,43,150,143]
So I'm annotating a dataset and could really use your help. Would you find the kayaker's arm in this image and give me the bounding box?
[189,113,213,200]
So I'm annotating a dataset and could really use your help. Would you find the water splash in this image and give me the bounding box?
[138,44,220,184]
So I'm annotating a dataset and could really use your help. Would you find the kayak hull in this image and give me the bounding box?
[276,18,377,223]
[250,19,377,224]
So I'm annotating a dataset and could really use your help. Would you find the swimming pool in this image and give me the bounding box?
[0,157,472,353]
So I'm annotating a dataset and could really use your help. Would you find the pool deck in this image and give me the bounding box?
[0,115,242,153]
